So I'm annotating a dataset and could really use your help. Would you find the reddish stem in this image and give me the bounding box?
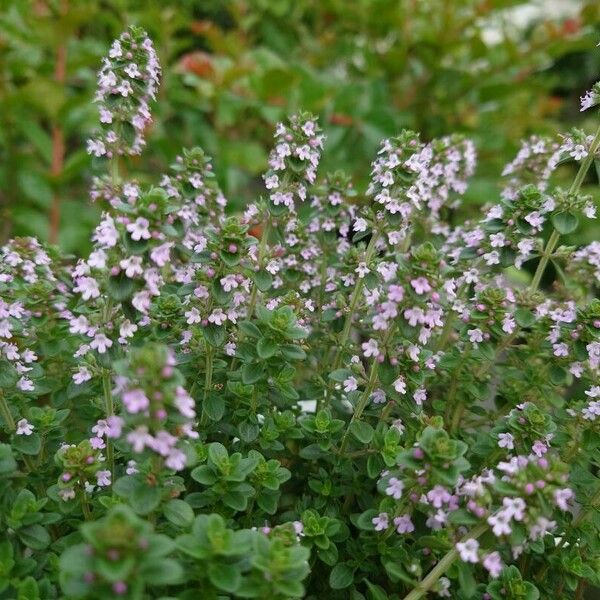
[48,0,68,245]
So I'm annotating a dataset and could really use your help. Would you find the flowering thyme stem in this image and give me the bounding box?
[327,230,380,395]
[101,298,114,481]
[401,524,488,600]
[201,346,214,426]
[101,370,114,480]
[339,362,379,456]
[81,493,92,521]
[339,323,395,455]
[530,122,600,293]
[231,215,272,374]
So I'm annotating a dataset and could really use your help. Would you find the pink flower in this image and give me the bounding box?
[92,419,109,437]
[17,377,34,392]
[122,388,150,414]
[554,488,574,511]
[502,497,526,521]
[410,277,431,295]
[96,470,111,487]
[497,432,514,450]
[385,477,404,499]
[361,339,379,358]
[120,256,143,278]
[531,440,547,457]
[106,416,124,438]
[427,485,451,509]
[90,333,113,354]
[468,328,484,344]
[90,437,105,450]
[74,277,100,300]
[165,448,186,471]
[483,552,503,578]
[343,377,358,393]
[393,514,414,534]
[208,308,227,326]
[126,217,151,241]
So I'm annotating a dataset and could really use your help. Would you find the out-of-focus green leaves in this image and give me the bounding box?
[1,0,600,254]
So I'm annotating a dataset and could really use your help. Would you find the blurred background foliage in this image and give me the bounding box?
[1,0,600,254]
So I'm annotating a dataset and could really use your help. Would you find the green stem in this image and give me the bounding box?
[102,371,115,479]
[201,346,214,426]
[231,215,272,374]
[246,217,271,321]
[326,231,380,396]
[402,524,488,600]
[339,361,379,456]
[81,494,92,520]
[0,390,16,432]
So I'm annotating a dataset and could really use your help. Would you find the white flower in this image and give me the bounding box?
[393,376,407,395]
[16,419,34,436]
[456,538,479,563]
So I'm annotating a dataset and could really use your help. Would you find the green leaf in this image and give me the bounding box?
[204,324,226,347]
[163,500,194,529]
[203,394,225,421]
[350,421,374,444]
[190,465,218,485]
[242,362,263,384]
[12,433,41,456]
[238,321,262,338]
[514,308,535,328]
[254,270,273,292]
[139,558,183,585]
[257,337,277,359]
[130,482,161,515]
[457,560,476,598]
[222,491,249,511]
[329,563,354,589]
[208,562,241,593]
[328,369,351,382]
[281,344,306,360]
[552,211,578,235]
[208,443,229,466]
[0,444,17,474]
[107,274,135,302]
[0,361,19,388]
[17,525,50,550]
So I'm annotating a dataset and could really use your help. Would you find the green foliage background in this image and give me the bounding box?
[1,0,600,254]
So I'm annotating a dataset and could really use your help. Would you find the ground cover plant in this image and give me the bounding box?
[2,25,600,599]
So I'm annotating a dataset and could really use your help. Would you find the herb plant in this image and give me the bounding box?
[1,26,600,600]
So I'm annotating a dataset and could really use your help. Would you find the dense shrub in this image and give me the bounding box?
[1,25,600,599]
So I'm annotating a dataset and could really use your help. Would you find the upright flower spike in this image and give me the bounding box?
[107,344,198,472]
[264,113,324,212]
[500,135,562,201]
[366,130,432,244]
[0,238,66,395]
[87,26,161,159]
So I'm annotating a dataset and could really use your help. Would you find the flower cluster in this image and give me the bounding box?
[109,344,197,471]
[87,26,160,158]
[264,112,324,211]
